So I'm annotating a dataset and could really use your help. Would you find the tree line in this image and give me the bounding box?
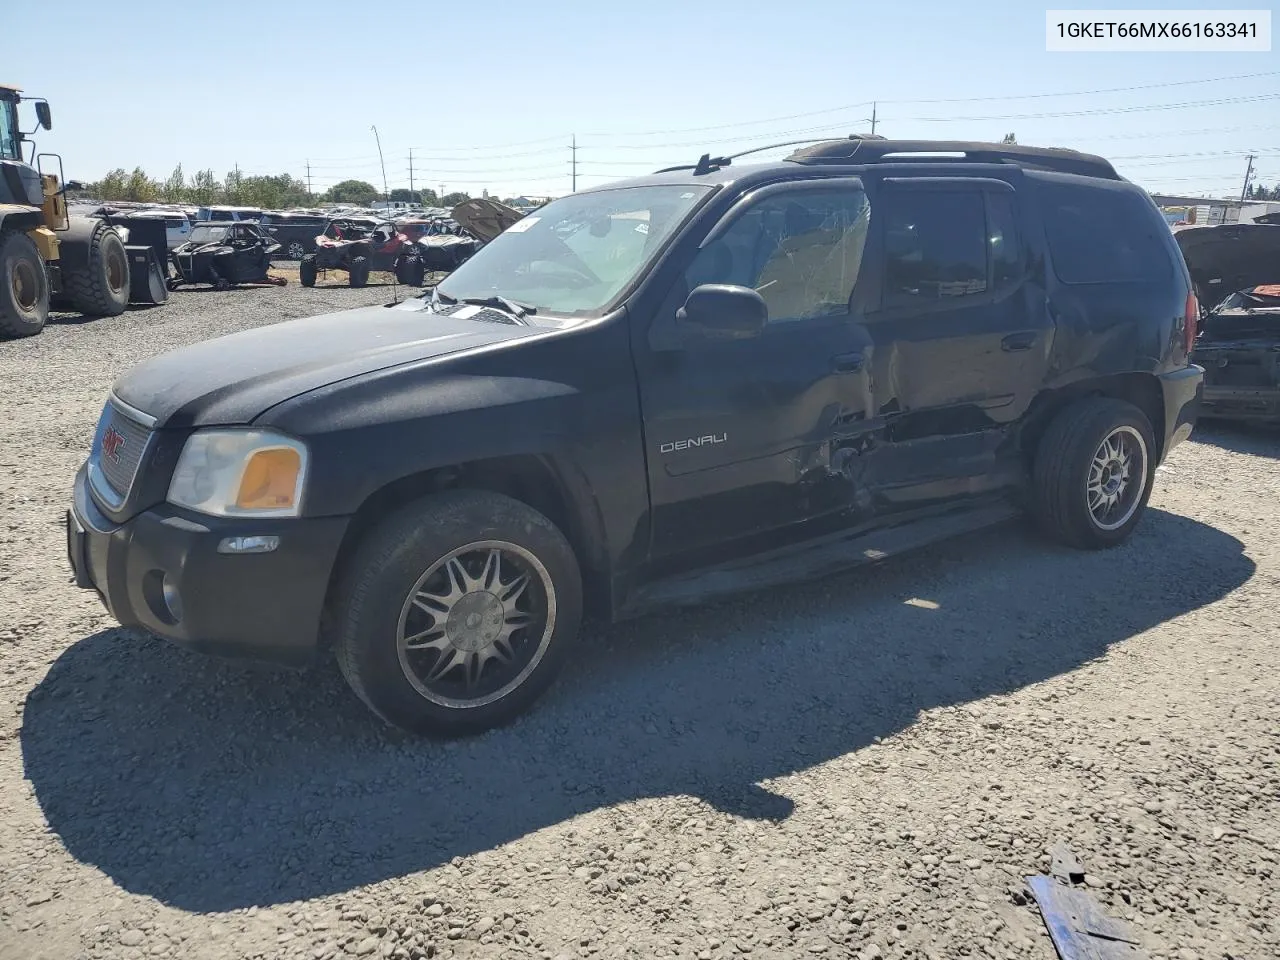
[1244,182,1280,201]
[83,165,498,210]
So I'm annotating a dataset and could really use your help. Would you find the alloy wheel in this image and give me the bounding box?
[1086,425,1148,531]
[396,540,556,708]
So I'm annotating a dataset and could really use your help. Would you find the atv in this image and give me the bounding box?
[168,221,287,291]
[300,218,425,288]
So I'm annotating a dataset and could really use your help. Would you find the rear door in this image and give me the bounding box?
[634,179,877,562]
[860,177,1052,502]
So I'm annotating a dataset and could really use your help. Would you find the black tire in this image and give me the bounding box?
[60,221,130,316]
[299,255,317,287]
[333,490,583,736]
[213,277,232,291]
[0,230,49,339]
[1031,397,1156,550]
[348,256,369,288]
[395,256,426,287]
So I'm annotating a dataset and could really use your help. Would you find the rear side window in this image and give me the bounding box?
[883,190,988,301]
[1038,179,1172,283]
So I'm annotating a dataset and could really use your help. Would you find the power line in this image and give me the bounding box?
[579,70,1278,138]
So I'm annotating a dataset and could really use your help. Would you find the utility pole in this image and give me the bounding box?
[371,125,389,201]
[1240,153,1256,202]
[305,160,313,199]
[408,148,415,200]
[870,103,877,136]
[570,134,578,193]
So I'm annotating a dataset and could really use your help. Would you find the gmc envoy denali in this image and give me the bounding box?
[67,138,1204,735]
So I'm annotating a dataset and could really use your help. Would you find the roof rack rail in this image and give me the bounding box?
[653,134,888,176]
[785,138,1120,180]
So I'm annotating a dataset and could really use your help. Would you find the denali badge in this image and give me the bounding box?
[660,433,726,454]
[102,426,126,465]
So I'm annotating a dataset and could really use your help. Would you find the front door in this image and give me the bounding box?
[634,180,877,565]
[860,177,1053,504]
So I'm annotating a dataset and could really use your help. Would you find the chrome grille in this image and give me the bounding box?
[92,401,153,500]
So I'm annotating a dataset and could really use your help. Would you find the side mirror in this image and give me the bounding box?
[35,102,52,130]
[677,283,768,337]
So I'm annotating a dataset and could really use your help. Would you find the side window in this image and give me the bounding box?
[986,191,1021,288]
[0,101,18,160]
[1038,177,1172,283]
[684,188,871,323]
[882,190,988,302]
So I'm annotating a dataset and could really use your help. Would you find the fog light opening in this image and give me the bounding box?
[217,535,280,555]
[161,574,183,623]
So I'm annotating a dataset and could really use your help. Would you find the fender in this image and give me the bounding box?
[257,324,652,589]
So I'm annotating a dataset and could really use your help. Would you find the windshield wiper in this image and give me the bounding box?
[432,289,535,323]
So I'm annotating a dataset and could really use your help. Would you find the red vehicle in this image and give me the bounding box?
[300,217,425,288]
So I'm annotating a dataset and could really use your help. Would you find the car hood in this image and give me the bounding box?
[113,302,541,428]
[1174,223,1280,305]
[450,198,525,242]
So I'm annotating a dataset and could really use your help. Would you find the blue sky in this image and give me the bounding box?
[7,0,1277,199]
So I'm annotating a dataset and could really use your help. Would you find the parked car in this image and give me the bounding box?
[66,138,1202,736]
[195,205,265,223]
[1176,221,1280,423]
[114,209,192,249]
[260,212,329,260]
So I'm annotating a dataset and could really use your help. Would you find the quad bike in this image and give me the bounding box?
[300,218,425,289]
[168,221,287,291]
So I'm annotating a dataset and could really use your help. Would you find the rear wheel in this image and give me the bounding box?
[334,490,583,735]
[1031,397,1156,549]
[0,230,49,339]
[60,220,130,316]
[348,256,369,288]
[299,255,317,287]
[395,256,426,287]
[286,240,307,260]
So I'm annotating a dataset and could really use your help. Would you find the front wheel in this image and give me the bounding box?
[333,490,583,735]
[1031,397,1156,550]
[0,230,50,338]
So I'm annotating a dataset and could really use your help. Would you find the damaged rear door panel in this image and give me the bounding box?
[859,175,1053,506]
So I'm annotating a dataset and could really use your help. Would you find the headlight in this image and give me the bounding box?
[167,429,308,518]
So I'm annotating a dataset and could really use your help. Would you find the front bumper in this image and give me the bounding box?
[1156,364,1204,461]
[67,465,349,666]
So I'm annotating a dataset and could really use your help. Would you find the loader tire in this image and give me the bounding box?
[0,230,49,338]
[60,220,130,316]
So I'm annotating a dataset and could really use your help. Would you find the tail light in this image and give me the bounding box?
[1183,291,1199,355]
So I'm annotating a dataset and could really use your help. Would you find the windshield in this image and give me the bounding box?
[188,225,229,243]
[436,184,712,317]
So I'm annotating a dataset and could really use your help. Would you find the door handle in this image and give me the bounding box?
[1001,331,1037,352]
[832,352,864,372]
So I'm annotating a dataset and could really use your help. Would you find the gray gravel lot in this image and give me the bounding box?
[1,283,1278,960]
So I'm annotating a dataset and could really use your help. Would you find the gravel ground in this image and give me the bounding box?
[1,284,1278,960]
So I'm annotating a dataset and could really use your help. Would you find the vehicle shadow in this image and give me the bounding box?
[47,304,163,326]
[21,509,1253,912]
[1194,421,1280,459]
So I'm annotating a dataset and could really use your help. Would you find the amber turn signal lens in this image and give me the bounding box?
[235,448,302,510]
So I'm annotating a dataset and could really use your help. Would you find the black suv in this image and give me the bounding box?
[66,138,1204,735]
